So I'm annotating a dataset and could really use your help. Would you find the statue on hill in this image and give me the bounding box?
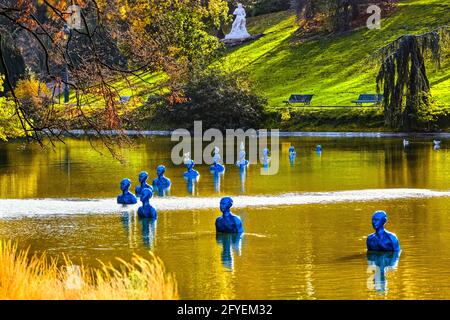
[225,3,251,40]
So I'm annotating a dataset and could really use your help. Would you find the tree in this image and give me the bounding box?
[0,0,229,147]
[375,26,450,131]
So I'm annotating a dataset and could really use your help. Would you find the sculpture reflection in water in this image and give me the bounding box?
[140,218,157,249]
[117,178,137,204]
[121,210,156,249]
[216,233,243,271]
[152,165,171,196]
[239,166,246,193]
[366,251,400,293]
[213,171,222,193]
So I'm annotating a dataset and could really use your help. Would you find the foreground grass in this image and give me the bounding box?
[0,240,178,300]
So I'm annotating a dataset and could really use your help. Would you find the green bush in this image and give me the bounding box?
[161,69,267,131]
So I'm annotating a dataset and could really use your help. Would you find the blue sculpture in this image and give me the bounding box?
[210,146,225,173]
[236,142,249,167]
[216,233,243,271]
[152,165,171,194]
[316,144,322,152]
[289,145,296,157]
[367,251,400,292]
[135,171,152,197]
[117,178,138,204]
[289,145,296,164]
[367,210,400,251]
[183,153,200,178]
[215,197,244,234]
[137,188,157,219]
[261,147,271,166]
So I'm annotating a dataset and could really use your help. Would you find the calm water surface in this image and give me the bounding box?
[0,136,449,299]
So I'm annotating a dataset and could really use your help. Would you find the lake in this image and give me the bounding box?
[0,135,449,299]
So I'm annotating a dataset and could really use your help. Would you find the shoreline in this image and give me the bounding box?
[49,129,450,138]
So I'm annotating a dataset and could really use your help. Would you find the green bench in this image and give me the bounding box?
[283,94,314,106]
[352,94,383,106]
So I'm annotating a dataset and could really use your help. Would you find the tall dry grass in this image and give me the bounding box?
[0,240,178,300]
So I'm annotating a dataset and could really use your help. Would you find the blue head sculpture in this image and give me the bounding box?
[367,210,400,252]
[215,197,244,234]
[210,146,225,173]
[184,159,200,178]
[152,165,171,193]
[137,187,157,219]
[135,171,151,197]
[236,142,249,168]
[117,178,138,205]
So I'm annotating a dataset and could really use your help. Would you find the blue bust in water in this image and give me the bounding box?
[215,197,244,234]
[183,153,200,178]
[117,178,138,204]
[210,146,225,173]
[137,188,157,219]
[135,171,151,197]
[367,210,400,252]
[152,165,171,191]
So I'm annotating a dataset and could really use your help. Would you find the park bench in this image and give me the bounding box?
[119,96,131,103]
[283,94,314,106]
[351,94,383,106]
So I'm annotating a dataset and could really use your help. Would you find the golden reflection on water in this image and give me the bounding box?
[0,137,449,299]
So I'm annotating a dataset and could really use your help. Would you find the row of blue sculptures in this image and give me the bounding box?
[117,143,400,252]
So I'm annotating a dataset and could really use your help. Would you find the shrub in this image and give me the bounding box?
[161,69,267,131]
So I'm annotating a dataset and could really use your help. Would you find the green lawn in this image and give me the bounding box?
[224,0,450,109]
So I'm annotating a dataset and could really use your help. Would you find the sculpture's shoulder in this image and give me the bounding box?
[385,230,400,249]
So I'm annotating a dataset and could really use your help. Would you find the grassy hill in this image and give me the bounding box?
[224,0,450,109]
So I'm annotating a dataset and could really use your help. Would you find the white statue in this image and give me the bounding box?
[225,4,251,40]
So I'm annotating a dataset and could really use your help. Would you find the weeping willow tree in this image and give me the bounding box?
[375,26,450,131]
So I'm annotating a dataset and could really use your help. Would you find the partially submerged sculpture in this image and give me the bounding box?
[137,188,157,219]
[135,171,151,197]
[261,147,271,166]
[210,146,225,173]
[183,153,200,178]
[225,3,251,40]
[153,165,171,193]
[117,178,138,205]
[236,142,249,167]
[367,210,400,251]
[215,197,244,234]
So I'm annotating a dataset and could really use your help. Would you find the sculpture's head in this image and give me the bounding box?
[156,165,166,177]
[220,197,233,213]
[237,3,243,8]
[120,178,131,192]
[140,187,153,202]
[186,159,195,170]
[138,171,148,183]
[372,210,388,230]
